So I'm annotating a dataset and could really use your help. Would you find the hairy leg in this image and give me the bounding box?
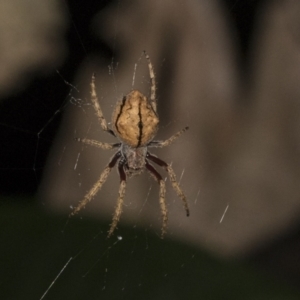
[149,126,189,148]
[108,162,127,237]
[147,152,189,217]
[143,51,157,113]
[70,151,120,216]
[76,137,120,150]
[90,73,115,137]
[146,161,168,238]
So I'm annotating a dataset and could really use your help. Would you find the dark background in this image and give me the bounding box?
[1,0,300,294]
[0,0,261,197]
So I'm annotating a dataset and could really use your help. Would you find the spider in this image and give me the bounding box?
[71,51,189,238]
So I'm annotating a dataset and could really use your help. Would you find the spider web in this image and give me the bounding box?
[1,0,299,299]
[0,2,201,299]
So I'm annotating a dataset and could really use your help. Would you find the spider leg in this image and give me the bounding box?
[143,51,157,113]
[76,137,120,150]
[70,151,121,216]
[145,161,167,238]
[90,73,116,137]
[108,162,127,237]
[147,152,190,217]
[148,126,189,148]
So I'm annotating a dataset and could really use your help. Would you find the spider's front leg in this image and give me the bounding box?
[145,161,167,238]
[70,151,121,217]
[147,152,190,217]
[107,162,127,237]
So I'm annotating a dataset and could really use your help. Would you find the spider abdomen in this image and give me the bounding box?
[112,90,159,147]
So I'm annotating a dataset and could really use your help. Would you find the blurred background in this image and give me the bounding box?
[1,0,300,299]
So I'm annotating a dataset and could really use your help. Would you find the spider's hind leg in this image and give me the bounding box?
[143,51,157,113]
[90,73,116,137]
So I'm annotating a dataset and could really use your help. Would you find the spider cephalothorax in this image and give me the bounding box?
[71,51,189,238]
[120,144,147,176]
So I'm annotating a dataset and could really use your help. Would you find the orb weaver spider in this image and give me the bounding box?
[71,51,189,238]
